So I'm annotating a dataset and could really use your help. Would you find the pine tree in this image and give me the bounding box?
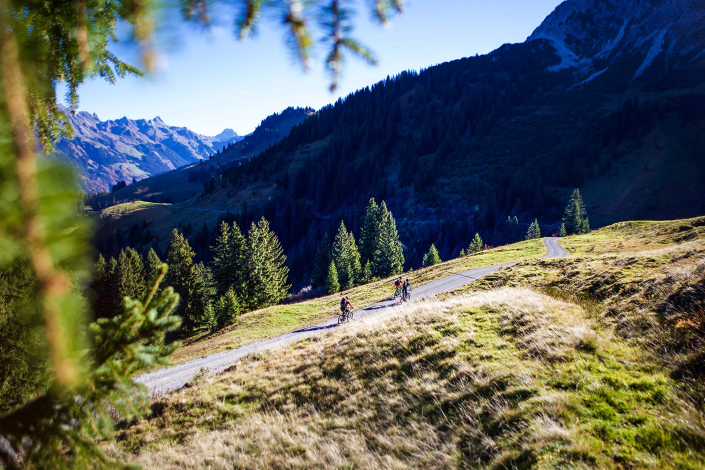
[468,232,484,254]
[459,248,466,257]
[361,260,373,284]
[563,189,588,235]
[581,217,590,234]
[526,219,542,240]
[331,221,361,290]
[242,218,290,311]
[325,261,340,294]
[214,287,241,329]
[423,244,442,267]
[372,202,404,277]
[348,230,363,285]
[201,303,216,331]
[91,254,119,319]
[559,223,567,237]
[211,221,247,297]
[311,232,331,288]
[359,198,381,264]
[144,248,162,285]
[116,247,146,302]
[166,229,202,332]
[191,262,216,330]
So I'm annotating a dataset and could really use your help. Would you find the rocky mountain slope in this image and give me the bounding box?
[528,0,705,88]
[49,106,242,193]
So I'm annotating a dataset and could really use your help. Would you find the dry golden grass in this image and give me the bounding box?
[109,288,705,469]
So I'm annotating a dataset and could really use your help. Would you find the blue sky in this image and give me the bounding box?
[59,0,564,136]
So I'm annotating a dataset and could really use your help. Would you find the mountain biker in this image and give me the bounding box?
[401,278,411,301]
[340,296,352,314]
[394,277,402,296]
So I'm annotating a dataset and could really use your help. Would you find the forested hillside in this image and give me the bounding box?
[93,0,705,289]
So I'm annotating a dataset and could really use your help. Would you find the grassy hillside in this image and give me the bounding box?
[107,218,705,469]
[469,216,705,399]
[172,238,547,364]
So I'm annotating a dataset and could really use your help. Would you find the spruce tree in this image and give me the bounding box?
[144,248,162,285]
[116,247,146,303]
[91,254,118,319]
[210,221,247,298]
[459,248,466,257]
[372,202,404,277]
[423,244,442,267]
[325,261,341,294]
[214,287,241,329]
[559,223,567,237]
[526,219,542,240]
[468,232,484,254]
[201,303,216,331]
[359,198,381,264]
[563,189,588,235]
[166,229,200,333]
[311,232,332,288]
[331,221,361,290]
[581,217,590,234]
[242,218,290,311]
[361,260,373,284]
[348,230,363,285]
[191,262,216,330]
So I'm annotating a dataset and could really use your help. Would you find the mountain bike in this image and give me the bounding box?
[338,306,354,324]
[401,289,411,303]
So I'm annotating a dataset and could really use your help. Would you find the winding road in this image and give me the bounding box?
[136,238,567,395]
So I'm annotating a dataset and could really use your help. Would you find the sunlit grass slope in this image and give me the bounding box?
[172,238,546,364]
[467,216,705,403]
[111,288,705,469]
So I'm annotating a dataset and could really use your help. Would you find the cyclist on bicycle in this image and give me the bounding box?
[340,296,353,314]
[394,277,402,297]
[402,278,410,299]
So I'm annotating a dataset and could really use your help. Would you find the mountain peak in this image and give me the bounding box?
[213,128,238,141]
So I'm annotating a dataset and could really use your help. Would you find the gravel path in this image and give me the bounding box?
[136,238,567,395]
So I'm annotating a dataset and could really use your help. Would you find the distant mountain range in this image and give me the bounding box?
[89,106,313,206]
[49,106,243,192]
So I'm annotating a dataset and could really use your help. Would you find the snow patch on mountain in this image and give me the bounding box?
[571,68,608,89]
[596,20,628,58]
[632,29,667,81]
[533,36,584,71]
